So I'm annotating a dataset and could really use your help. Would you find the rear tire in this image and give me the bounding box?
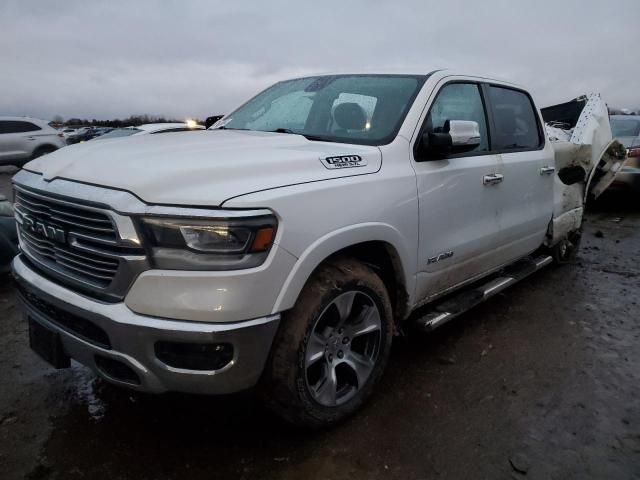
[552,228,582,264]
[261,258,393,428]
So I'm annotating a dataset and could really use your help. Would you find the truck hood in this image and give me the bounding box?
[24,130,382,206]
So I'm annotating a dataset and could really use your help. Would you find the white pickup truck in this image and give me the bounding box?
[11,71,624,427]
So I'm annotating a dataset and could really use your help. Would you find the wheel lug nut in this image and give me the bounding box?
[342,337,349,344]
[338,328,344,334]
[337,351,344,359]
[328,354,333,361]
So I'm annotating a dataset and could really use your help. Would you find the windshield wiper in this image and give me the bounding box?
[268,128,327,141]
[216,126,249,131]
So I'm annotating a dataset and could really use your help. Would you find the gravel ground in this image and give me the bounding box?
[0,168,638,480]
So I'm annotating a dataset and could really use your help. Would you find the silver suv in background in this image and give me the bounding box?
[0,117,67,167]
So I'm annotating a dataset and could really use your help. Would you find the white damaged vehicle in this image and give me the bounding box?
[542,93,627,255]
[11,71,624,427]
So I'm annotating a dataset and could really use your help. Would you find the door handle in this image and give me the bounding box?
[540,166,555,175]
[483,173,504,186]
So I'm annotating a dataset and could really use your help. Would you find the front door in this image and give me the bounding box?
[412,81,504,302]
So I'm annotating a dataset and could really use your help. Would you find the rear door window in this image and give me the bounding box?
[487,86,541,150]
[0,121,41,134]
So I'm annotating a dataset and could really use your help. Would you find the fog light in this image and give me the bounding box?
[95,355,140,385]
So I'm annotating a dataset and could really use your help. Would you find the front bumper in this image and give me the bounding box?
[12,254,280,395]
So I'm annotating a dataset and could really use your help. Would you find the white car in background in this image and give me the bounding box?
[93,122,204,140]
[59,128,78,139]
[0,117,67,167]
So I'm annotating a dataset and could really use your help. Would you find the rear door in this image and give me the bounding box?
[484,85,554,261]
[0,121,41,163]
[0,121,26,163]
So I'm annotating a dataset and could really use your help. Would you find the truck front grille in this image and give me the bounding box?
[19,228,119,287]
[14,186,147,301]
[15,187,117,240]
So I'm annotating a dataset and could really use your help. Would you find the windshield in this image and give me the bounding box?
[610,118,640,138]
[218,74,426,145]
[96,128,142,139]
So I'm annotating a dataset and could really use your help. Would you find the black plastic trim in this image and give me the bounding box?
[16,280,112,349]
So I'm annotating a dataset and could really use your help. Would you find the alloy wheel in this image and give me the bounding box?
[304,290,382,407]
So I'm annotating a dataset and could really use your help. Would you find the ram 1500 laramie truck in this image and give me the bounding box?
[11,71,625,427]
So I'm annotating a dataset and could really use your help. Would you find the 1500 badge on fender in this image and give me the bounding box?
[320,155,367,169]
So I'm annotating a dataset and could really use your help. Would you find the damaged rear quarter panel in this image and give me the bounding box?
[545,94,627,243]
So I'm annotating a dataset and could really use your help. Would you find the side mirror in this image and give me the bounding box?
[205,115,224,129]
[420,120,481,158]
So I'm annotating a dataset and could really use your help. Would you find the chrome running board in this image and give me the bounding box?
[414,255,553,332]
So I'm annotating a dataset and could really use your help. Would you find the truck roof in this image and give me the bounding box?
[282,69,525,90]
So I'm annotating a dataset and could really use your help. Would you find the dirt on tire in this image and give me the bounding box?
[261,258,393,428]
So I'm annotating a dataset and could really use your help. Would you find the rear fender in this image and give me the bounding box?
[545,94,630,245]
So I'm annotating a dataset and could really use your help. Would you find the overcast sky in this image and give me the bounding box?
[1,0,638,121]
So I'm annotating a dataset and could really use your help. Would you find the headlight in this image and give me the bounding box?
[140,215,277,270]
[179,224,252,253]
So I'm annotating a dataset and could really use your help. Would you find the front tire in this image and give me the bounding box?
[262,258,393,428]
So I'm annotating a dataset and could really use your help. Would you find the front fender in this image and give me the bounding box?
[272,222,415,313]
